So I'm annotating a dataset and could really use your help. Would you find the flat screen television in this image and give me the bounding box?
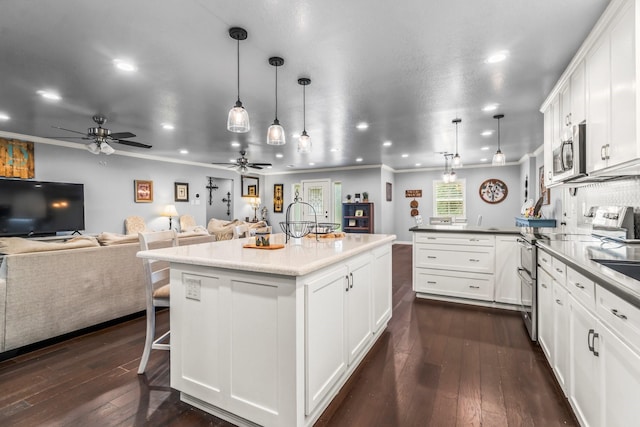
[0,179,85,237]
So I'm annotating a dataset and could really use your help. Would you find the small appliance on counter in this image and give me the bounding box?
[591,206,639,243]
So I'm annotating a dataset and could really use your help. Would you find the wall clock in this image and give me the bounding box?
[479,179,508,204]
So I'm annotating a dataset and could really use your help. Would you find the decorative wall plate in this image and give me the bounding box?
[479,179,508,204]
[410,199,419,208]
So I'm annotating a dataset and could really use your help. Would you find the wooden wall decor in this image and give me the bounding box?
[0,138,35,178]
[405,189,422,198]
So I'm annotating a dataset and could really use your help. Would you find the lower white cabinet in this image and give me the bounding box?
[537,267,553,360]
[494,236,521,305]
[552,280,570,393]
[372,245,392,333]
[345,254,373,364]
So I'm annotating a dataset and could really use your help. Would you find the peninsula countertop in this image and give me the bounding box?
[409,225,521,234]
[137,233,396,277]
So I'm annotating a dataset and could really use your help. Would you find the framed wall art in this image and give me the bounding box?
[134,180,153,203]
[274,184,284,213]
[0,138,35,178]
[386,182,392,201]
[539,166,550,205]
[175,182,189,202]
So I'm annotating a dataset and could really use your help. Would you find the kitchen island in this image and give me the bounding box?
[137,233,395,427]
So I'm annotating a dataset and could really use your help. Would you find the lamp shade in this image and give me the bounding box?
[492,150,506,166]
[227,102,250,133]
[162,204,179,217]
[298,131,311,153]
[266,120,286,145]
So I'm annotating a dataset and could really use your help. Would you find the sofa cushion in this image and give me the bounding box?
[96,232,139,246]
[177,226,210,238]
[0,236,100,255]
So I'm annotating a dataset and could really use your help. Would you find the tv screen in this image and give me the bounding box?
[0,179,85,237]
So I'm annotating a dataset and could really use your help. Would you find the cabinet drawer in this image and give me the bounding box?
[414,233,494,247]
[415,244,494,274]
[551,257,566,285]
[538,250,553,274]
[567,267,595,311]
[596,285,640,354]
[414,268,494,301]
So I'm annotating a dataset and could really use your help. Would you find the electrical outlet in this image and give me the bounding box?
[185,277,201,301]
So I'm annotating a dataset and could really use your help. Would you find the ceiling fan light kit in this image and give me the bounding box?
[267,56,286,145]
[297,77,311,153]
[451,118,462,168]
[492,114,506,166]
[227,27,250,133]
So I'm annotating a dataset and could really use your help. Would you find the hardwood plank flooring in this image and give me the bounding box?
[0,243,577,426]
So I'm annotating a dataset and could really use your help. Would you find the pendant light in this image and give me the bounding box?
[492,114,506,166]
[298,77,311,153]
[266,56,286,145]
[442,153,456,183]
[451,118,462,168]
[227,27,250,133]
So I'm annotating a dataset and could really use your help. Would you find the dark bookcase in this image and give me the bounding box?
[342,202,374,233]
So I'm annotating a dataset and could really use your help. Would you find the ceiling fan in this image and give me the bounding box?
[212,150,272,173]
[52,114,152,155]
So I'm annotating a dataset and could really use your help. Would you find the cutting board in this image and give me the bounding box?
[242,244,285,250]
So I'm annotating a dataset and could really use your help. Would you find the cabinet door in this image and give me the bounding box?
[552,281,570,394]
[560,83,572,141]
[569,295,601,427]
[608,5,637,166]
[494,236,520,305]
[586,34,611,173]
[600,321,640,427]
[543,106,554,187]
[371,245,392,333]
[346,254,372,365]
[537,267,554,361]
[571,61,586,125]
[551,96,562,181]
[305,265,348,414]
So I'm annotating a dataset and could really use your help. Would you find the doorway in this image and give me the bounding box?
[206,177,234,222]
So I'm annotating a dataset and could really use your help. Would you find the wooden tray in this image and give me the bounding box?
[243,244,285,250]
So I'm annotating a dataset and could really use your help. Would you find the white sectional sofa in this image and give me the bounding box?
[0,233,214,353]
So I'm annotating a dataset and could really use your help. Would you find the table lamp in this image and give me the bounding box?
[249,197,261,222]
[162,204,179,230]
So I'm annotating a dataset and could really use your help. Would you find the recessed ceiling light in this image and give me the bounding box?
[162,123,175,130]
[179,149,188,154]
[355,157,363,162]
[113,59,137,72]
[481,130,494,137]
[383,141,392,147]
[415,163,421,167]
[482,104,498,112]
[481,146,490,151]
[287,164,295,168]
[356,122,369,130]
[485,51,508,64]
[37,90,61,101]
[309,162,315,166]
[401,153,409,158]
[480,158,488,162]
[229,158,236,163]
[275,153,284,158]
[231,141,241,147]
[266,165,272,169]
[0,113,10,121]
[330,147,340,152]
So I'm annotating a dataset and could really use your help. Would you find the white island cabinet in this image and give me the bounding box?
[138,233,395,427]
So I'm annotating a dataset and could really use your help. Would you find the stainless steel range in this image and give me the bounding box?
[517,233,537,341]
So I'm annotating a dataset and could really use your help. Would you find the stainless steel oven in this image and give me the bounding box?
[517,235,537,341]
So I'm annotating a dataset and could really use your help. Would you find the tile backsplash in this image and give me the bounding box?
[575,177,640,235]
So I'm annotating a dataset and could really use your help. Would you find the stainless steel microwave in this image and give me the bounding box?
[552,122,586,182]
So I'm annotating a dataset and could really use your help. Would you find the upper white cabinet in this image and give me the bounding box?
[542,0,638,176]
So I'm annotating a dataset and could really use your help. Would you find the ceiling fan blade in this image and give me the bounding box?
[109,131,136,139]
[248,163,272,167]
[51,125,87,136]
[211,162,236,165]
[248,165,264,170]
[113,139,152,149]
[43,136,90,139]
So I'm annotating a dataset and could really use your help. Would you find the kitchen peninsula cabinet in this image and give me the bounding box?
[138,233,395,427]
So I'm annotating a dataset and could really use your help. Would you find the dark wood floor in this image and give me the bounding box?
[0,244,577,426]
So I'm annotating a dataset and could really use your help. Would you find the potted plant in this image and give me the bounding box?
[363,192,369,202]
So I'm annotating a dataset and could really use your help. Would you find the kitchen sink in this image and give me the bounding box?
[591,259,640,281]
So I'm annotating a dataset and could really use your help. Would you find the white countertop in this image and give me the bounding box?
[409,225,521,234]
[137,233,396,277]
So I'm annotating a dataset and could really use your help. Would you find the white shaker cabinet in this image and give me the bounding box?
[371,245,392,334]
[537,267,554,361]
[345,254,373,365]
[494,236,520,305]
[552,280,570,394]
[543,104,555,187]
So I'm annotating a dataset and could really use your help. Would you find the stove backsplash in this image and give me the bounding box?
[575,177,640,236]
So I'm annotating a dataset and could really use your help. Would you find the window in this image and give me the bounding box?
[433,179,465,218]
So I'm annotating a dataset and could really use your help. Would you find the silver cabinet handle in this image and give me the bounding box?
[345,275,349,292]
[555,299,563,306]
[575,283,585,289]
[555,268,563,273]
[427,281,436,284]
[349,272,354,289]
[469,259,480,262]
[541,283,548,289]
[469,285,480,289]
[611,309,627,320]
[469,238,479,242]
[541,257,548,263]
[601,145,607,161]
[427,256,437,259]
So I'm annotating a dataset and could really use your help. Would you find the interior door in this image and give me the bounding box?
[301,179,332,223]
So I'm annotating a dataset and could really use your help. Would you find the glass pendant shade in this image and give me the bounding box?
[452,153,462,168]
[86,141,100,154]
[449,170,456,182]
[492,114,506,166]
[298,130,311,153]
[267,119,286,145]
[100,142,115,155]
[227,27,250,133]
[227,101,250,133]
[267,57,285,145]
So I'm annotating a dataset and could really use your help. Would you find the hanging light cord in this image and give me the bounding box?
[302,83,306,132]
[497,117,501,151]
[236,38,241,103]
[455,121,459,153]
[274,64,279,121]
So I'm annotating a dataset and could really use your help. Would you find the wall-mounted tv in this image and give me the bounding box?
[0,179,85,237]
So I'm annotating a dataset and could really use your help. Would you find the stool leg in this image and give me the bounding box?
[137,305,155,374]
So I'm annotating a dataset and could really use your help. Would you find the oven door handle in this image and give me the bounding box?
[517,268,533,285]
[516,238,533,251]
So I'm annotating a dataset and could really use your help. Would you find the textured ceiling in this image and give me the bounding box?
[0,0,610,172]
